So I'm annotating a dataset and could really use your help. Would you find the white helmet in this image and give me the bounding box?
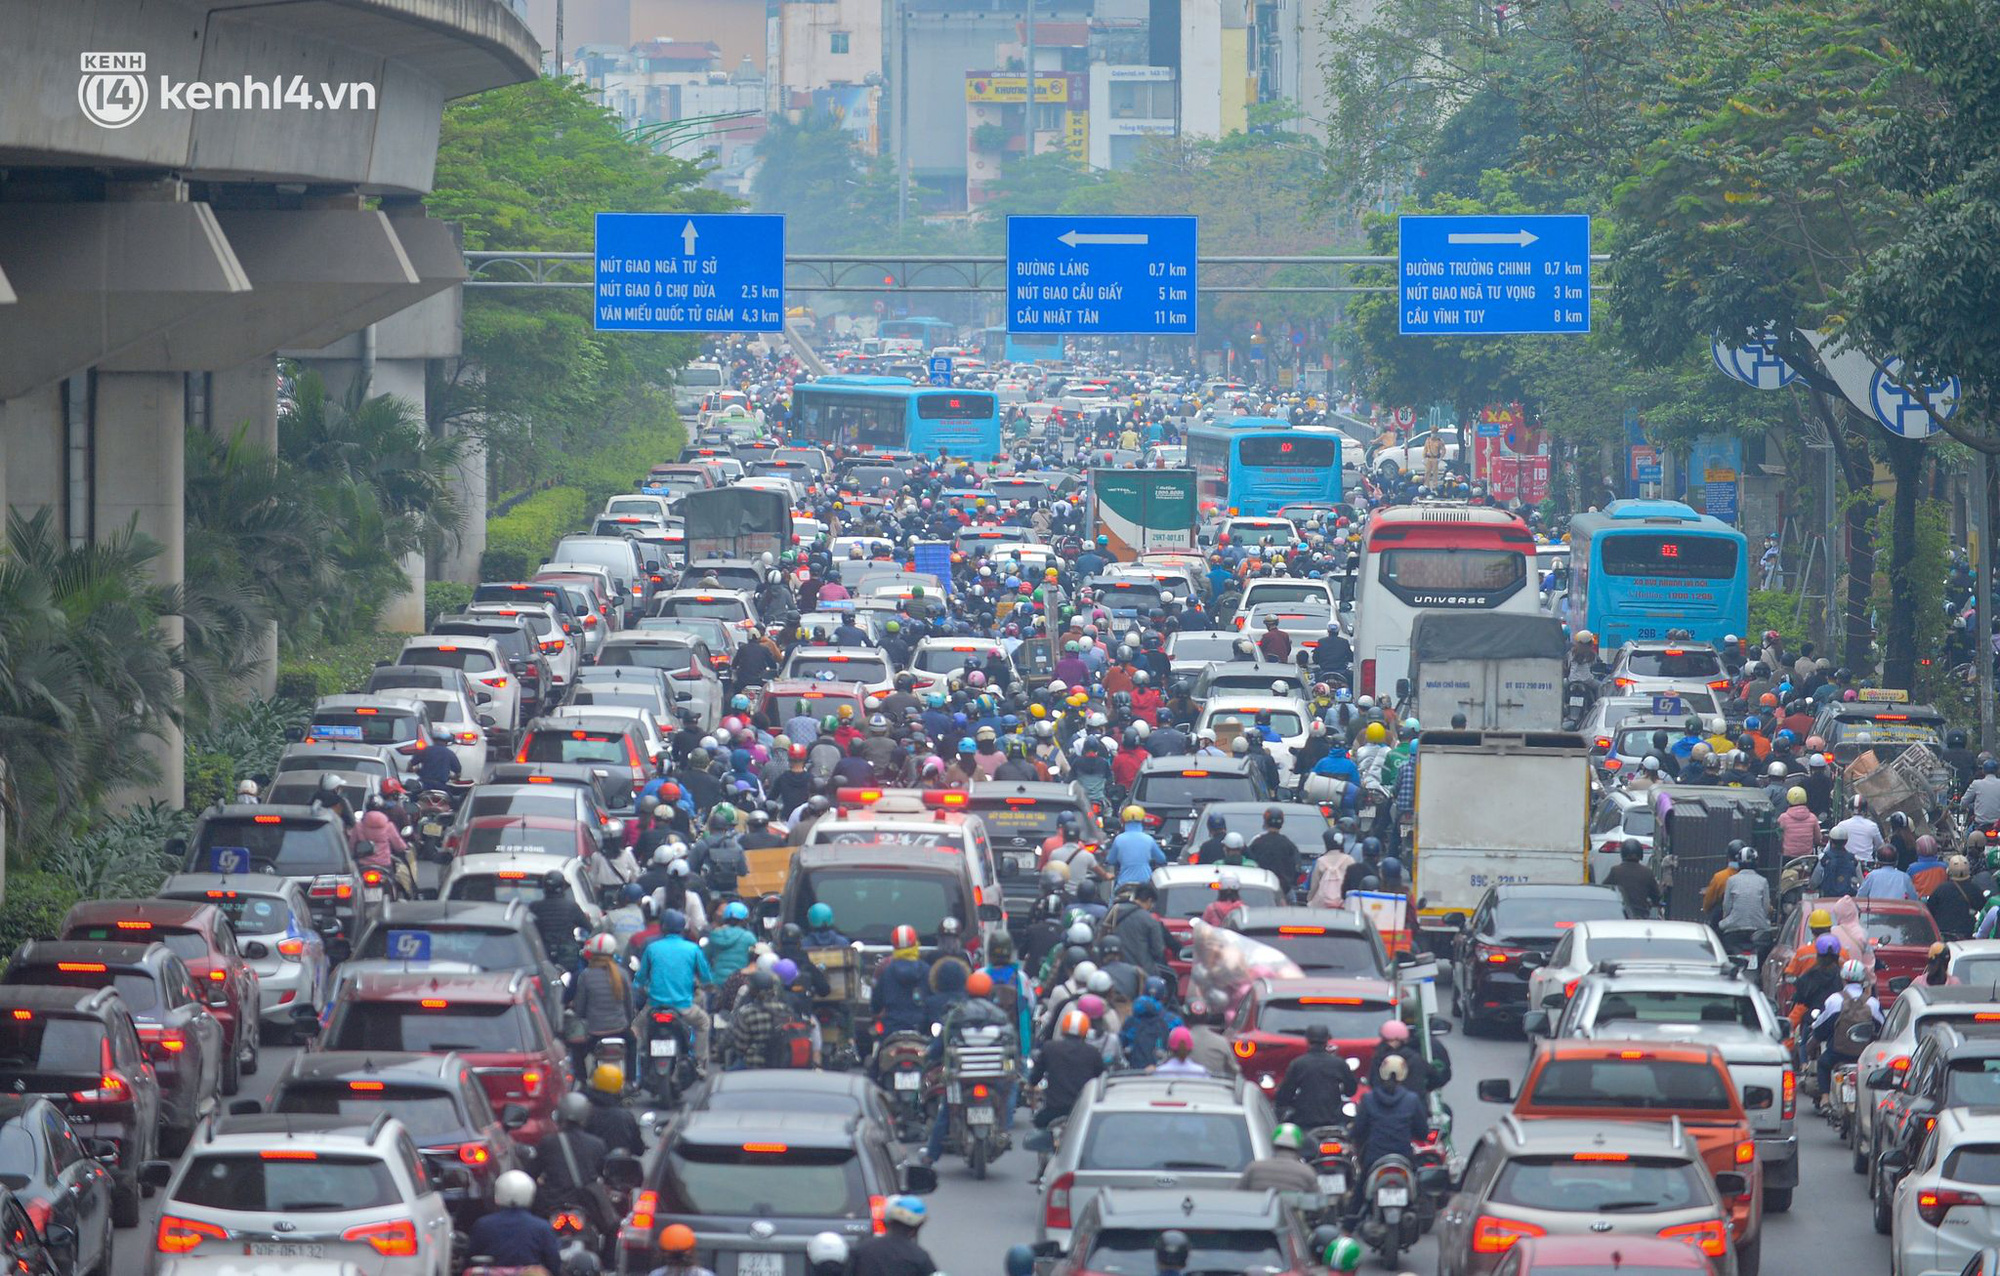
[494,1169,536,1209]
[652,845,677,867]
[1086,970,1113,993]
[1071,960,1099,986]
[1357,696,1375,709]
[807,1234,850,1267]
[1066,922,1095,945]
[1223,831,1246,850]
[583,933,618,958]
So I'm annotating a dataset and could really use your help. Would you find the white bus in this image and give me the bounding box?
[1351,503,1541,702]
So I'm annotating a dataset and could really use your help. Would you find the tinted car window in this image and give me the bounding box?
[326,1003,533,1053]
[1622,649,1723,679]
[310,712,421,745]
[271,1085,468,1141]
[797,872,957,946]
[1078,1112,1253,1171]
[4,968,159,1014]
[463,824,580,858]
[599,645,698,673]
[355,927,532,970]
[1083,1229,1283,1276]
[962,799,1078,841]
[1257,1000,1397,1037]
[466,792,580,821]
[0,1125,38,1190]
[1490,1156,1707,1212]
[1156,883,1282,918]
[1592,990,1762,1030]
[401,648,497,673]
[1583,938,1717,965]
[179,894,289,933]
[1860,910,1939,946]
[1527,1058,1733,1111]
[0,1016,108,1071]
[1492,894,1627,931]
[662,1145,863,1216]
[1130,772,1259,806]
[1944,1145,2000,1185]
[447,875,566,908]
[65,924,208,964]
[521,732,629,767]
[192,820,346,876]
[175,1155,402,1211]
[1235,928,1379,977]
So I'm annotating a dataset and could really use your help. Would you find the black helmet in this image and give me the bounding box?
[1262,806,1285,829]
[542,870,567,893]
[1207,812,1227,832]
[1621,838,1644,861]
[781,922,804,946]
[748,970,781,996]
[1062,944,1091,967]
[1156,1231,1191,1269]
[1361,836,1381,858]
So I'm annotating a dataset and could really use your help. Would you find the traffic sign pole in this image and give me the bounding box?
[1397,214,1591,336]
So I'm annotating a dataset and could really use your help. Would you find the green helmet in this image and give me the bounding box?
[822,714,839,731]
[886,620,901,633]
[1685,716,1704,735]
[1271,1123,1304,1153]
[911,584,926,599]
[1323,1235,1363,1273]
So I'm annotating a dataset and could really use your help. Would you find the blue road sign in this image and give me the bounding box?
[385,930,432,962]
[1007,215,1197,335]
[1398,215,1591,336]
[928,355,953,386]
[594,213,784,333]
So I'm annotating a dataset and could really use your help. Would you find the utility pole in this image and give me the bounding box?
[1024,0,1037,156]
[555,0,565,73]
[896,0,910,228]
[1978,454,1996,752]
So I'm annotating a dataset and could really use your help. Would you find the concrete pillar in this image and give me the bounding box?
[439,424,487,585]
[207,359,281,696]
[94,371,186,809]
[4,383,64,522]
[302,344,426,633]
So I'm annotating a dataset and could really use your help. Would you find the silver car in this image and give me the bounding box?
[156,874,330,1039]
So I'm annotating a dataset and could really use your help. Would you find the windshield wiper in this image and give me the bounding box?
[1157,1160,1230,1171]
[1593,1200,1663,1212]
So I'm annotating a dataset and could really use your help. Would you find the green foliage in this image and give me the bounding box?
[0,872,80,968]
[483,486,590,581]
[1748,590,1811,657]
[39,803,193,904]
[188,698,309,789]
[276,632,408,702]
[184,749,235,813]
[427,77,726,491]
[425,581,475,629]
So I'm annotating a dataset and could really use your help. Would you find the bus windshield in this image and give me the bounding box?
[1601,533,1740,579]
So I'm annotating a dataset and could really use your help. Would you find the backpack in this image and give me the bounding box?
[767,1017,816,1068]
[1124,1012,1170,1067]
[987,966,1022,1022]
[1820,844,1858,897]
[1831,989,1879,1057]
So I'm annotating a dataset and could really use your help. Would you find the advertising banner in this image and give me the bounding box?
[1090,468,1197,558]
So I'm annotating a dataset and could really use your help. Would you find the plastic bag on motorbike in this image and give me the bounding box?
[1184,919,1302,1019]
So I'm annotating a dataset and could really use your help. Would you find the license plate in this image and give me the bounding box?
[739,1253,784,1276]
[1377,1186,1409,1207]
[894,1071,921,1090]
[1840,1081,1856,1103]
[421,821,443,837]
[1318,1174,1347,1195]
[966,1106,995,1125]
[247,1243,325,1258]
[651,1037,677,1057]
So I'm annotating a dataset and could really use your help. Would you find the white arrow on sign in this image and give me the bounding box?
[1446,229,1540,247]
[680,220,698,255]
[1058,230,1149,247]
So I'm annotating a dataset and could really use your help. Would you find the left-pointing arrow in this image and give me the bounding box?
[1059,230,1148,247]
[680,220,699,255]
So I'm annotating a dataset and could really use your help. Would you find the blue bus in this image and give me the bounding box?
[1186,418,1343,517]
[790,377,1003,461]
[979,326,1065,364]
[1564,500,1749,648]
[878,317,958,350]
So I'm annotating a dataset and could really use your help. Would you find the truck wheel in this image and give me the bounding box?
[1762,1185,1792,1214]
[1736,1234,1761,1276]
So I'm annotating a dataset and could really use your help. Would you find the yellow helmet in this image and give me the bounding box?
[1364,722,1389,744]
[1121,804,1146,822]
[1807,908,1833,931]
[1068,692,1089,708]
[591,1063,624,1094]
[1787,786,1808,806]
[1029,703,1048,719]
[837,704,854,719]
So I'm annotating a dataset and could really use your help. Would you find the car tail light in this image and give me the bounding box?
[1658,1219,1728,1256]
[157,1215,227,1253]
[1044,1172,1074,1231]
[519,1069,545,1096]
[1891,1055,1913,1073]
[1919,1188,1985,1225]
[1470,1215,1544,1253]
[343,1220,418,1256]
[72,1071,131,1103]
[21,1197,51,1235]
[1735,1139,1755,1164]
[867,1194,889,1235]
[628,1189,658,1230]
[1480,944,1525,966]
[460,1141,493,1166]
[1359,658,1375,696]
[921,791,968,807]
[1782,1067,1796,1119]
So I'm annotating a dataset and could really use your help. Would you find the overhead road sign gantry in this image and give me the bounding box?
[1007,215,1197,335]
[1398,214,1591,336]
[594,212,785,332]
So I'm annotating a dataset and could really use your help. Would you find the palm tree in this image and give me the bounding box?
[280,368,466,550]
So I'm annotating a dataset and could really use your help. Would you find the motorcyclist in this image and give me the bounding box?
[871,924,933,1037]
[1716,844,1773,950]
[849,1196,936,1276]
[802,901,849,947]
[1345,1055,1429,1225]
[529,1091,615,1238]
[465,1170,562,1271]
[1808,957,1884,1102]
[634,909,714,1066]
[1274,1022,1357,1128]
[806,1233,850,1276]
[1247,805,1301,891]
[1963,757,2000,826]
[1366,1018,1444,1094]
[648,1224,717,1276]
[1104,805,1166,885]
[1026,1007,1105,1138]
[1603,839,1661,918]
[1930,856,1981,940]
[531,870,590,973]
[725,969,792,1069]
[583,1063,645,1154]
[920,970,1019,1164]
[1236,1122,1322,1196]
[702,900,757,979]
[567,932,635,1076]
[1778,786,1820,858]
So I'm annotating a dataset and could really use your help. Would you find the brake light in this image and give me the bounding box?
[1471,1216,1544,1254]
[9,1010,29,1020]
[460,1141,493,1165]
[1044,1172,1075,1230]
[71,1072,131,1103]
[519,1069,544,1096]
[421,998,449,1009]
[261,1150,318,1160]
[553,1210,585,1232]
[743,1142,789,1153]
[1709,679,1732,691]
[1180,770,1210,778]
[20,1197,51,1235]
[869,1194,889,1236]
[254,814,283,824]
[1318,1139,1344,1156]
[349,1080,385,1091]
[629,1189,658,1230]
[1278,925,1328,935]
[157,1215,227,1253]
[1735,1139,1755,1164]
[1658,1219,1728,1257]
[922,791,968,807]
[1892,1055,1913,1073]
[1594,736,1613,751]
[114,919,151,930]
[57,962,107,972]
[1782,1066,1796,1119]
[343,1220,418,1257]
[362,869,384,886]
[1572,1152,1629,1161]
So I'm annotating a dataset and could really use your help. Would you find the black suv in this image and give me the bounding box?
[964,778,1101,926]
[261,1050,529,1221]
[175,805,372,955]
[347,900,564,1028]
[1,942,226,1160]
[0,1096,116,1271]
[0,986,158,1229]
[612,1111,933,1272]
[1447,884,1629,1035]
[1127,756,1271,857]
[1867,1023,2000,1231]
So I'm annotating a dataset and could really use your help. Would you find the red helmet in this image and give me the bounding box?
[788,743,809,760]
[891,924,919,950]
[1759,692,1778,707]
[659,783,681,802]
[966,970,994,997]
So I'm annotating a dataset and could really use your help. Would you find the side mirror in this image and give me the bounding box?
[1880,1150,1910,1176]
[1741,1085,1774,1110]
[207,988,230,1009]
[604,1153,646,1192]
[82,1137,121,1164]
[1033,1241,1062,1259]
[978,903,1004,924]
[282,726,305,743]
[290,1007,323,1038]
[1447,913,1468,932]
[902,1162,939,1195]
[1867,1067,1899,1091]
[477,713,498,728]
[40,1224,75,1250]
[1713,1171,1750,1198]
[227,1099,263,1116]
[501,1103,530,1131]
[165,836,188,860]
[1517,954,1544,971]
[1428,1015,1453,1037]
[1476,1079,1515,1104]
[1520,1010,1551,1036]
[138,1160,177,1190]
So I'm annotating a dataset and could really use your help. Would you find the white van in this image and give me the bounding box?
[674,361,725,413]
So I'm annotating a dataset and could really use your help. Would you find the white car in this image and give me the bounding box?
[1215,516,1298,549]
[1605,640,1732,704]
[1947,940,2000,986]
[395,636,519,734]
[1856,986,2000,1175]
[907,637,1016,699]
[1587,787,1660,883]
[545,703,666,768]
[440,852,605,929]
[1890,1107,2000,1276]
[396,688,490,785]
[603,493,674,522]
[779,644,895,697]
[1522,919,1728,1018]
[142,1113,453,1275]
[1197,695,1309,772]
[157,874,331,1037]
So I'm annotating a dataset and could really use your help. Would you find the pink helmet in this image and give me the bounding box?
[1843,689,1859,702]
[1167,1026,1194,1053]
[1076,994,1107,1019]
[1380,1019,1411,1043]
[721,715,744,733]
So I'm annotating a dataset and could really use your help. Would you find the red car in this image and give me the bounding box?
[1224,976,1401,1097]
[59,899,261,1094]
[1763,896,1939,1006]
[1495,1235,1719,1275]
[310,970,569,1145]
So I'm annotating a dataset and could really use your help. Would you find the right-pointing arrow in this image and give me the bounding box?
[1446,229,1539,247]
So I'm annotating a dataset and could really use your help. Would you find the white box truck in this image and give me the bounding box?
[1407,612,1566,731]
[1410,729,1591,939]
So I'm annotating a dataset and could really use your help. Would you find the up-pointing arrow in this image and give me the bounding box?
[1059,229,1149,247]
[680,220,699,255]
[1446,229,1539,247]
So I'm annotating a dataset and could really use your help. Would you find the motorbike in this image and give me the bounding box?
[1830,1060,1860,1141]
[585,1033,629,1091]
[871,1028,932,1141]
[937,1025,1016,1181]
[641,1007,699,1104]
[1562,678,1597,731]
[1303,1125,1354,1225]
[1779,852,1819,912]
[1353,1154,1423,1267]
[413,790,456,865]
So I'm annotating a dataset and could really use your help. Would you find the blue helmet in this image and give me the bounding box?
[723,900,750,922]
[884,1196,927,1228]
[661,909,687,935]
